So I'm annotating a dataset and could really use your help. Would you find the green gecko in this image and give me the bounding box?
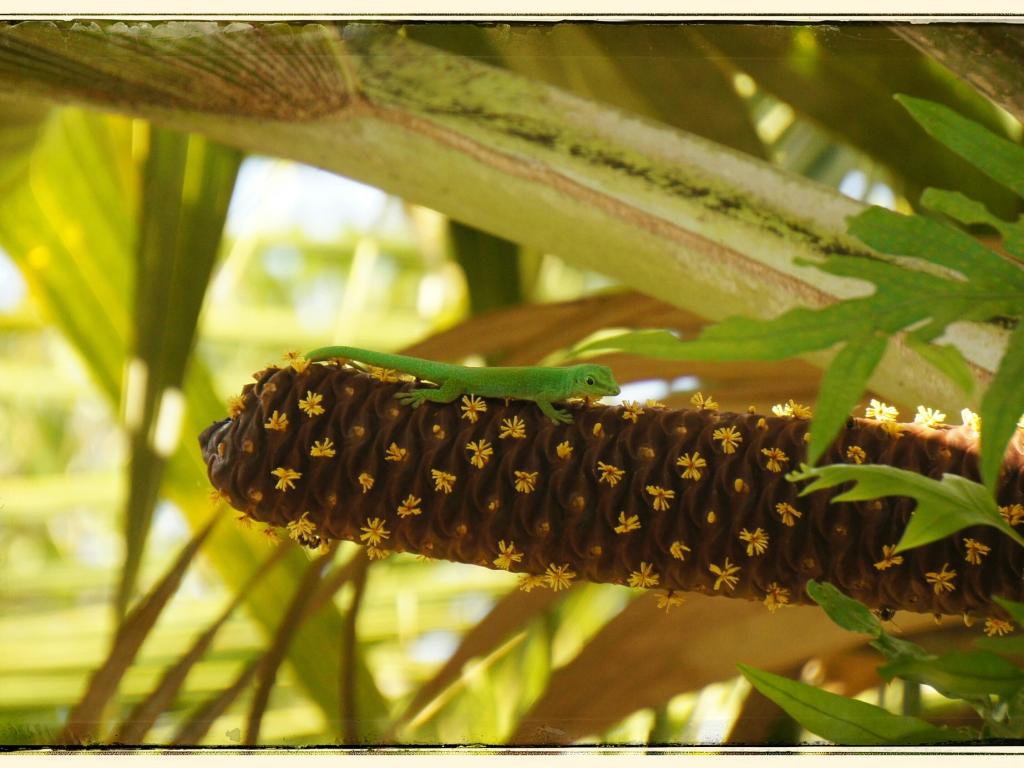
[304,345,620,424]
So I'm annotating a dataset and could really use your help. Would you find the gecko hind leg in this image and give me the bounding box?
[395,380,463,408]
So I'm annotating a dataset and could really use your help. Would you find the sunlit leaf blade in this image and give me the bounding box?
[807,334,887,465]
[112,542,289,744]
[980,323,1024,493]
[879,650,1024,700]
[0,107,369,733]
[737,664,963,745]
[805,580,882,638]
[921,188,1024,260]
[974,636,1024,656]
[245,547,335,745]
[905,333,975,397]
[120,126,242,615]
[896,94,1024,200]
[170,657,261,746]
[790,464,1024,552]
[390,584,563,734]
[60,514,219,745]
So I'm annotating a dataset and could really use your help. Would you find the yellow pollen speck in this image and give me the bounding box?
[431,469,457,494]
[592,422,604,437]
[614,512,641,534]
[690,392,719,411]
[397,494,422,518]
[432,424,446,439]
[846,445,867,464]
[310,438,336,458]
[466,439,494,469]
[298,391,325,417]
[514,470,539,493]
[556,440,574,459]
[385,442,408,462]
[706,510,717,524]
[734,478,749,494]
[271,467,301,491]
[264,410,289,431]
[597,461,625,486]
[499,416,527,440]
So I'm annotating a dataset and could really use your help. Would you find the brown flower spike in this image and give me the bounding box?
[201,363,1024,621]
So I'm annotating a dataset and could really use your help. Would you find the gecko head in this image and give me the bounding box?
[572,364,620,398]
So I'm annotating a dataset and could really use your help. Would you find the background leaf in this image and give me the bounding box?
[791,464,1024,551]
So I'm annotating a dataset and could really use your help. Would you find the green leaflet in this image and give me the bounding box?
[994,596,1024,627]
[921,188,1024,259]
[896,94,1024,200]
[737,664,961,745]
[789,464,1024,552]
[979,323,1024,495]
[879,650,1024,701]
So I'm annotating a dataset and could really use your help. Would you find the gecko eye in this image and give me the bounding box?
[585,376,595,386]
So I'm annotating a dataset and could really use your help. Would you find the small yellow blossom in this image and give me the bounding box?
[925,563,957,594]
[357,472,374,492]
[286,511,317,542]
[366,546,389,560]
[846,445,867,464]
[385,442,407,462]
[359,517,390,546]
[262,526,280,544]
[556,440,574,459]
[310,438,336,458]
[518,574,547,592]
[236,513,253,529]
[756,417,768,430]
[761,447,789,473]
[283,351,310,373]
[646,485,675,512]
[298,391,325,417]
[466,439,493,469]
[545,563,576,591]
[397,494,422,518]
[764,582,791,613]
[264,410,289,431]
[710,557,741,591]
[963,538,991,565]
[621,401,644,423]
[614,512,641,534]
[739,527,770,556]
[676,452,707,481]
[271,466,301,491]
[874,544,904,571]
[984,618,1014,637]
[628,562,660,588]
[499,416,527,440]
[227,394,246,418]
[880,421,904,439]
[646,399,667,409]
[865,399,899,422]
[431,469,457,494]
[657,590,686,612]
[597,461,625,487]
[460,394,487,423]
[771,399,812,420]
[493,540,523,570]
[369,366,400,383]
[961,408,981,433]
[713,425,743,454]
[775,502,802,527]
[670,540,691,560]
[914,405,946,427]
[514,470,538,493]
[690,391,719,411]
[1000,504,1024,526]
[706,510,718,523]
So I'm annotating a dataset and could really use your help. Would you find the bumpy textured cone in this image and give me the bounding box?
[200,362,1024,620]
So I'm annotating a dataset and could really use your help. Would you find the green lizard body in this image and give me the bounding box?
[304,345,620,424]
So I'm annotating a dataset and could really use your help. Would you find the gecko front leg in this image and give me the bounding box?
[395,379,463,408]
[537,399,574,425]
